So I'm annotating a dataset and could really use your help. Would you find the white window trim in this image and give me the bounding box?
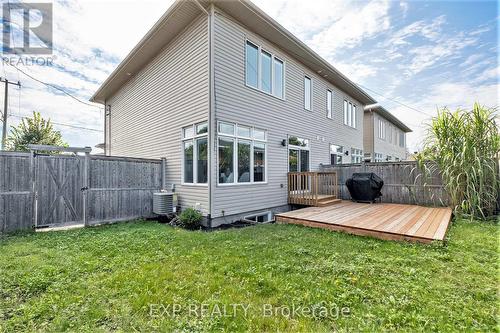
[181,122,208,186]
[327,89,332,119]
[343,99,357,129]
[350,148,363,164]
[287,135,311,172]
[245,39,285,100]
[304,75,312,111]
[343,100,348,126]
[243,211,273,223]
[329,143,344,165]
[399,131,405,148]
[378,119,386,140]
[217,121,268,186]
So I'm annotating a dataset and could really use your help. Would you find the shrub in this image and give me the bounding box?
[417,103,499,220]
[177,208,203,229]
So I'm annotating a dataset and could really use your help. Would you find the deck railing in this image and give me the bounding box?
[288,172,338,206]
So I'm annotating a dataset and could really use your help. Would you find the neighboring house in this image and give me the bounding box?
[363,105,412,162]
[91,0,408,226]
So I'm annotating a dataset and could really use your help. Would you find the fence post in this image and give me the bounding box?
[83,152,90,226]
[161,157,166,191]
[29,149,36,228]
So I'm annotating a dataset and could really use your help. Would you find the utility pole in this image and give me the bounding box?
[1,78,21,150]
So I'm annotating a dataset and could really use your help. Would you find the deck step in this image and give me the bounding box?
[317,198,342,207]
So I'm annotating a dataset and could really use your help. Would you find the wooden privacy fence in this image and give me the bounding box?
[0,150,165,234]
[320,161,449,206]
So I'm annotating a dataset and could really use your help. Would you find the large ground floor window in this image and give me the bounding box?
[218,122,267,185]
[182,122,208,184]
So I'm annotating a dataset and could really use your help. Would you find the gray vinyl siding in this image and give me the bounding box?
[210,10,364,218]
[107,14,210,214]
[371,113,407,161]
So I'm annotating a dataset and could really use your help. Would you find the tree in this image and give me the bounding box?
[6,112,68,152]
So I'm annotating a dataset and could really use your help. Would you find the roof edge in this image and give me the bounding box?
[365,105,412,132]
[90,0,186,104]
[91,0,377,105]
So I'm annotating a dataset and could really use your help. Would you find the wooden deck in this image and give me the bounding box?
[276,201,453,243]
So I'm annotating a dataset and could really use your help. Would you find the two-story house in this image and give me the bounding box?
[363,105,412,162]
[90,0,406,226]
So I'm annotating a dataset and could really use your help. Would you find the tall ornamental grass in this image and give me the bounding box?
[418,103,499,220]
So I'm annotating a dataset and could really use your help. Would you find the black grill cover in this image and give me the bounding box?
[346,173,384,202]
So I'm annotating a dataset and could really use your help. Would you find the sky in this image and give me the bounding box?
[0,0,498,153]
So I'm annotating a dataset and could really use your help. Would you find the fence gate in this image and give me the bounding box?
[34,154,86,228]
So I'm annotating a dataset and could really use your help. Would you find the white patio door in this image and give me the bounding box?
[288,148,310,172]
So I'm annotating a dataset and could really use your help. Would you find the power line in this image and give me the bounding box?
[4,62,102,110]
[358,83,434,117]
[9,113,103,132]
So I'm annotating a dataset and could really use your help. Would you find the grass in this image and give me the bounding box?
[0,219,498,332]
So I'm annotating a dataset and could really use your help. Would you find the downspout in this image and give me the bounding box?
[207,4,215,228]
[194,0,214,228]
[103,99,107,155]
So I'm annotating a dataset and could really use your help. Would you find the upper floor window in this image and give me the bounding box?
[399,132,405,148]
[304,76,312,110]
[246,41,259,88]
[273,58,284,99]
[218,122,267,185]
[327,90,332,119]
[261,50,272,93]
[182,122,208,184]
[343,100,356,128]
[378,119,386,139]
[245,40,284,99]
[388,124,392,143]
[374,153,383,162]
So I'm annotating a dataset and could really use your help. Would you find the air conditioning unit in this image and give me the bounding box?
[153,192,174,215]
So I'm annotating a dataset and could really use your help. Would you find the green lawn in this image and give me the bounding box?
[0,219,498,332]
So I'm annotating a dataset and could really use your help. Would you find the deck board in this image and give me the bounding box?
[275,201,453,244]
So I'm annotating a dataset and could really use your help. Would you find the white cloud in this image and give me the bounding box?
[0,0,175,150]
[387,81,499,152]
[400,1,409,18]
[460,53,486,68]
[423,82,499,109]
[308,0,391,57]
[252,0,351,40]
[333,61,378,84]
[403,33,478,75]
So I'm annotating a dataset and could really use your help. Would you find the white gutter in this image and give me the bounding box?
[364,103,379,111]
